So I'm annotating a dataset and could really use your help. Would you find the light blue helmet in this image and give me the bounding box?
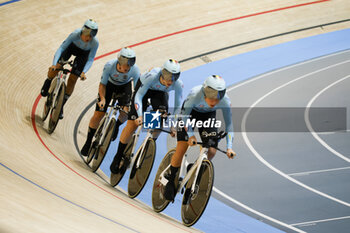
[118,47,136,66]
[82,19,98,37]
[162,59,181,81]
[203,75,226,100]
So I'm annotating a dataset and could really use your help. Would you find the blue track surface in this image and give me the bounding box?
[100,28,350,232]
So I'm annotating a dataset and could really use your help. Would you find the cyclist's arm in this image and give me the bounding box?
[221,97,234,149]
[83,39,99,74]
[173,80,184,118]
[181,95,196,138]
[131,65,141,87]
[52,31,76,65]
[99,83,106,100]
[100,62,112,86]
[134,73,154,117]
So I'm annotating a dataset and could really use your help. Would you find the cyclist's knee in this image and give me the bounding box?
[207,147,217,160]
[68,73,79,82]
[47,67,58,79]
[90,111,104,127]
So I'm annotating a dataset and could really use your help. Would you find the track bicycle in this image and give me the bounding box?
[110,106,170,199]
[152,131,231,226]
[85,92,128,172]
[42,61,73,134]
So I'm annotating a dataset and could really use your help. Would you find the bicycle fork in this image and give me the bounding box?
[128,125,143,168]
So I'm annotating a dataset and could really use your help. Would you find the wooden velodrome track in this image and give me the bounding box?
[1,0,349,232]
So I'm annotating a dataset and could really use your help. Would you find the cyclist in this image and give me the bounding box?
[40,19,99,119]
[80,47,141,156]
[163,75,236,201]
[110,59,183,174]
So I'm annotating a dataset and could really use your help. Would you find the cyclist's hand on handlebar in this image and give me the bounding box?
[80,72,87,81]
[188,136,197,146]
[226,148,236,159]
[170,126,176,138]
[135,116,143,126]
[98,98,106,110]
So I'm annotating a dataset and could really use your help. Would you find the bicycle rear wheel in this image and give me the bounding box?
[85,117,106,165]
[152,148,178,213]
[48,84,65,134]
[181,160,214,227]
[91,118,116,172]
[128,138,156,198]
[110,134,135,187]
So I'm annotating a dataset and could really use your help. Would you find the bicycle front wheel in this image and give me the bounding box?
[181,159,214,227]
[91,118,116,172]
[152,148,177,213]
[110,134,135,187]
[42,77,57,121]
[85,117,106,165]
[128,138,156,198]
[48,83,65,134]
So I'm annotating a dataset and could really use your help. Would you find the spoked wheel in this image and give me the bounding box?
[128,138,156,198]
[42,78,57,121]
[48,84,65,134]
[91,118,116,172]
[152,148,179,213]
[181,160,214,227]
[110,134,135,187]
[85,117,106,165]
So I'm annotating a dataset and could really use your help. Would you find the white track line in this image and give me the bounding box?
[213,187,306,233]
[304,74,350,163]
[227,50,350,93]
[288,166,350,176]
[210,50,350,232]
[240,60,350,207]
[291,216,350,226]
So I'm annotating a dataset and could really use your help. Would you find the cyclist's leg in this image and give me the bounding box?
[62,45,89,112]
[41,42,77,96]
[163,110,194,201]
[41,63,63,97]
[81,83,113,156]
[113,80,133,140]
[110,80,142,173]
[150,91,169,140]
[197,110,218,160]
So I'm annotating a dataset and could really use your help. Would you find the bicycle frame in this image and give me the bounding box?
[49,71,66,106]
[96,100,121,145]
[132,127,158,169]
[159,146,209,195]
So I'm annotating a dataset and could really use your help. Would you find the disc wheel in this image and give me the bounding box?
[110,134,135,187]
[181,160,214,227]
[48,84,65,134]
[128,138,156,198]
[91,118,116,172]
[152,148,179,213]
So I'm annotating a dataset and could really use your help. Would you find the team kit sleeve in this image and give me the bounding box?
[100,61,112,85]
[52,31,77,65]
[221,96,234,149]
[181,93,197,138]
[134,72,154,117]
[131,65,141,86]
[173,79,184,116]
[83,39,99,73]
